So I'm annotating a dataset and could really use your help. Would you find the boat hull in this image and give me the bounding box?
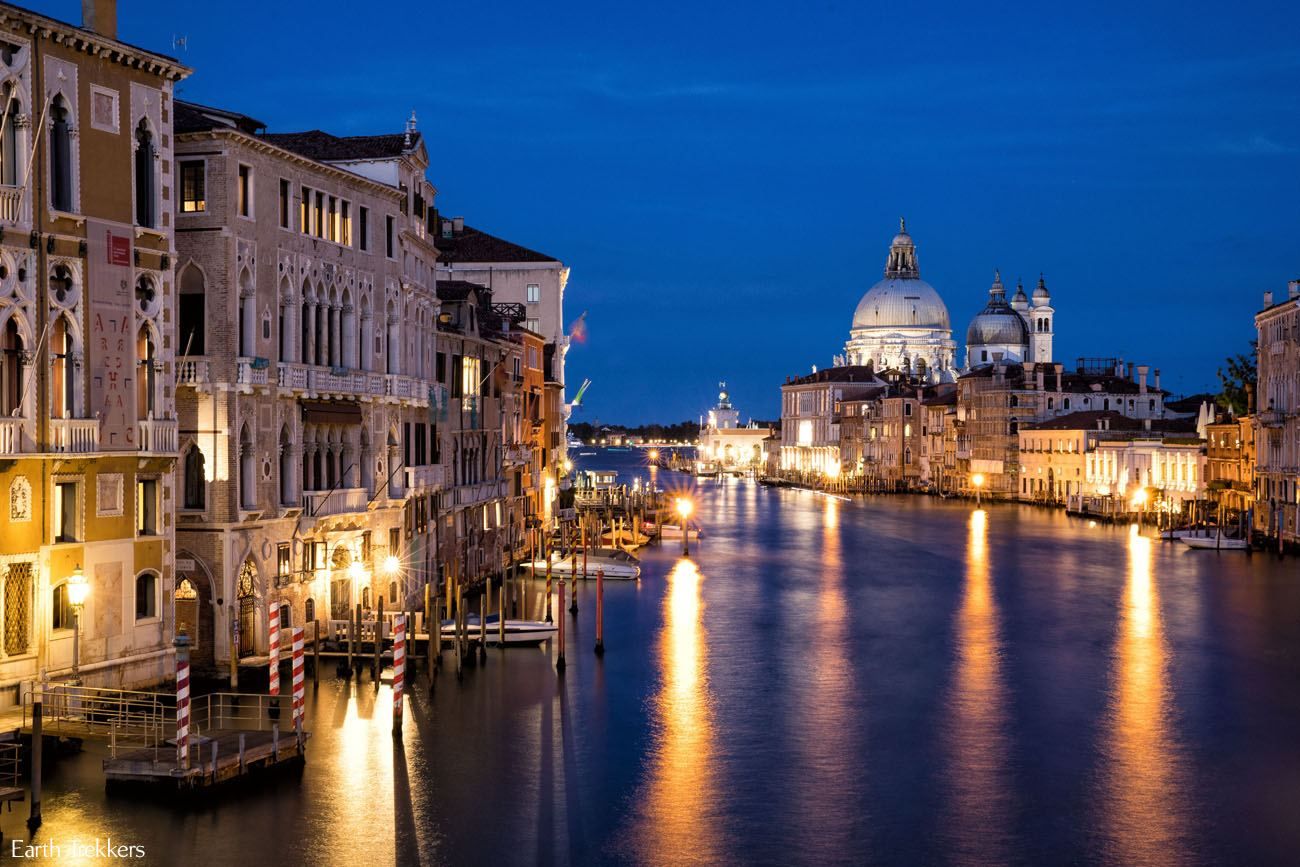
[440,616,557,646]
[1180,536,1248,550]
[524,558,640,579]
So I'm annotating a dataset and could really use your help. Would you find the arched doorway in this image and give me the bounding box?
[237,559,257,656]
[174,559,216,673]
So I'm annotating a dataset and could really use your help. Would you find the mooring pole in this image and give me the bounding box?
[595,567,605,656]
[556,579,567,673]
[27,698,41,831]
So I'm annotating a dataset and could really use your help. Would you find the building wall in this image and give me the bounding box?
[1254,291,1300,544]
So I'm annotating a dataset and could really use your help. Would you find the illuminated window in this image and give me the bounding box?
[238,164,252,217]
[179,160,205,212]
[797,419,813,447]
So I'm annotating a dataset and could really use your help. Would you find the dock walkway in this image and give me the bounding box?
[104,728,307,790]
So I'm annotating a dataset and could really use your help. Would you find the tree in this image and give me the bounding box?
[1216,341,1257,416]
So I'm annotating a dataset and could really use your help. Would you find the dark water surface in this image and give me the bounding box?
[6,448,1300,865]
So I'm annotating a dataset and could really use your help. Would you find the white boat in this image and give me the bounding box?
[1180,532,1249,551]
[655,523,704,539]
[1161,524,1214,541]
[440,614,557,646]
[525,549,640,579]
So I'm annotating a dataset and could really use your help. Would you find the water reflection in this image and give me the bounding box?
[634,558,723,864]
[944,509,1013,863]
[1098,527,1188,864]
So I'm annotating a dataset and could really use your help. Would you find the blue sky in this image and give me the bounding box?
[41,0,1300,423]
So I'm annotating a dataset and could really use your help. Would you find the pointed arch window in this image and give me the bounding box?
[1,316,23,416]
[183,444,206,509]
[134,119,156,228]
[50,315,75,418]
[239,424,255,510]
[49,96,72,212]
[179,266,205,355]
[137,326,156,419]
[1,85,19,188]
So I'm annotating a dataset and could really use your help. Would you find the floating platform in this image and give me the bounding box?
[103,728,308,791]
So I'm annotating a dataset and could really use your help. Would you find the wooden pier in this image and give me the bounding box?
[104,727,307,791]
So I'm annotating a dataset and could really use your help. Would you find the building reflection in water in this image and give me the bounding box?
[1098,527,1187,864]
[944,508,1013,864]
[634,558,723,864]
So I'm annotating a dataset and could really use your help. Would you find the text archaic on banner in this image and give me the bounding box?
[86,219,137,450]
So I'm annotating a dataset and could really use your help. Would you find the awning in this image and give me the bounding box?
[301,399,362,425]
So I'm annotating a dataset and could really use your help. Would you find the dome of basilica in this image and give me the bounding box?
[849,220,951,332]
[965,271,1029,348]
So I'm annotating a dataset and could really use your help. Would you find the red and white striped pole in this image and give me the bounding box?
[392,613,405,736]
[175,633,191,770]
[268,602,280,697]
[292,627,305,737]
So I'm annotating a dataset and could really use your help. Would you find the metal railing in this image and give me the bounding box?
[24,684,171,745]
[0,739,19,793]
[191,692,294,735]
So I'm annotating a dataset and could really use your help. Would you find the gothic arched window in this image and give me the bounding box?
[134,120,156,228]
[50,96,72,212]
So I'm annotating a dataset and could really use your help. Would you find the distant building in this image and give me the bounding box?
[1254,281,1300,547]
[698,383,772,472]
[1205,414,1254,517]
[779,366,882,479]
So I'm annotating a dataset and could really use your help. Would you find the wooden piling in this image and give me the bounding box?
[556,580,567,673]
[479,580,489,662]
[569,552,579,614]
[229,612,239,689]
[455,587,463,680]
[545,539,553,623]
[374,597,385,680]
[499,580,506,647]
[595,567,605,656]
[239,733,246,773]
[27,698,41,831]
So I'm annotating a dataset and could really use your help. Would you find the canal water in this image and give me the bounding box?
[5,446,1300,866]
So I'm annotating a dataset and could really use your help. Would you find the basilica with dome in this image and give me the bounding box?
[843,220,957,382]
[841,221,1056,379]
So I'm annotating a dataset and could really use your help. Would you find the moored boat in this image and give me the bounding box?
[1180,531,1249,550]
[525,549,641,579]
[440,614,557,646]
[656,523,703,539]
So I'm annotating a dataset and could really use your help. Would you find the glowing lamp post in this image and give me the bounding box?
[972,473,985,509]
[676,497,694,556]
[67,565,88,684]
[1131,487,1148,523]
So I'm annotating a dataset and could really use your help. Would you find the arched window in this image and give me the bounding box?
[279,602,291,630]
[278,277,292,363]
[135,571,158,620]
[304,597,315,624]
[134,119,155,228]
[238,270,255,358]
[279,426,294,506]
[1,316,23,416]
[136,326,156,419]
[178,265,205,354]
[239,424,255,509]
[50,314,75,418]
[386,301,399,374]
[300,280,312,365]
[389,580,397,605]
[50,95,72,212]
[1009,419,1020,434]
[183,444,206,509]
[1,85,20,187]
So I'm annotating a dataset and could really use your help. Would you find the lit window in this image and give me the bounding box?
[136,478,158,535]
[135,572,157,619]
[180,161,205,212]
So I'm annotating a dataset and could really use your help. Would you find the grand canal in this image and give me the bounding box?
[5,448,1300,865]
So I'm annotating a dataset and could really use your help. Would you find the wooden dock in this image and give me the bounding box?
[104,728,308,791]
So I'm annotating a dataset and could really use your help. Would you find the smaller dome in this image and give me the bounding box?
[966,310,1030,347]
[1012,282,1028,305]
[1032,275,1051,302]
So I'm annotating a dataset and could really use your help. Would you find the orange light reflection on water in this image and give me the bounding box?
[1099,527,1187,864]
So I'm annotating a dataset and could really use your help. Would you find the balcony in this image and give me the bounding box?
[453,479,508,507]
[503,444,532,466]
[50,418,99,453]
[0,418,28,454]
[138,417,177,453]
[236,357,271,389]
[177,358,211,386]
[1259,410,1286,428]
[275,362,425,404]
[405,464,445,492]
[302,487,369,518]
[0,184,23,224]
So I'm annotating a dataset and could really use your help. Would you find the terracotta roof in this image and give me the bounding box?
[1025,411,1145,431]
[436,223,559,264]
[260,130,418,161]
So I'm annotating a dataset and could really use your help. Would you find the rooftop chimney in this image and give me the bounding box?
[1143,418,1151,431]
[1036,367,1045,392]
[1138,364,1148,394]
[1054,363,1063,392]
[1153,368,1161,392]
[1290,279,1300,299]
[1264,290,1274,307]
[82,0,117,39]
[452,216,464,234]
[1126,361,1134,382]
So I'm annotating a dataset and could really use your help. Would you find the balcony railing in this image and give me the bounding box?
[0,185,23,223]
[302,487,369,518]
[50,418,100,453]
[405,465,445,492]
[138,417,177,453]
[0,418,27,454]
[236,358,270,387]
[1259,410,1286,428]
[176,358,211,386]
[503,444,532,466]
[453,478,508,507]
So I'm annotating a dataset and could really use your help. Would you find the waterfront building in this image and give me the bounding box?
[435,216,570,476]
[921,388,959,493]
[1253,281,1300,548]
[0,1,189,704]
[434,280,527,585]
[956,359,1173,499]
[697,383,772,473]
[1205,414,1254,518]
[837,373,951,492]
[173,102,441,668]
[843,221,956,382]
[1018,411,1202,513]
[964,272,1055,368]
[779,366,882,480]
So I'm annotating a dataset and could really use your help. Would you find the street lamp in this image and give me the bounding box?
[972,473,985,509]
[66,565,87,684]
[676,497,694,556]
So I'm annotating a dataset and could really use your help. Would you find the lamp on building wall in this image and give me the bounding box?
[67,565,88,684]
[972,473,985,509]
